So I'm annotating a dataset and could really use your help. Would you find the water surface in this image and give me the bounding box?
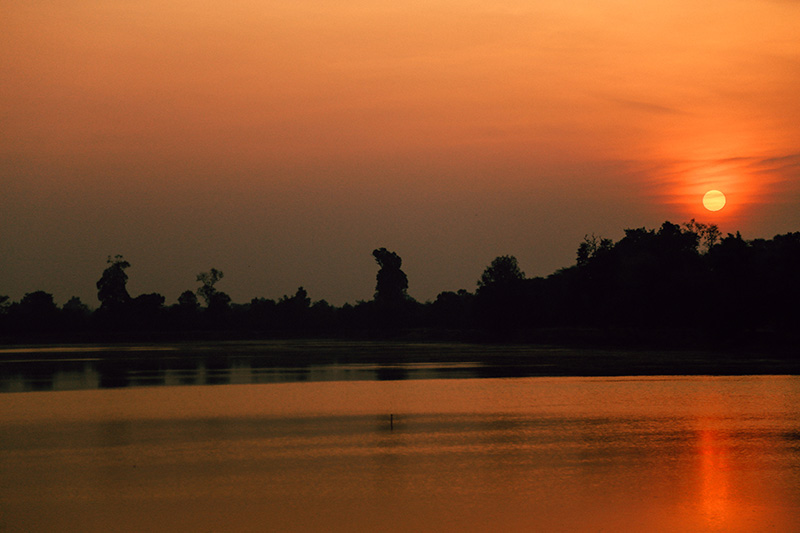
[2,341,796,392]
[2,375,799,532]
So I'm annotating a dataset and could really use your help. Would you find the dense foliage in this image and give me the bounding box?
[2,223,799,348]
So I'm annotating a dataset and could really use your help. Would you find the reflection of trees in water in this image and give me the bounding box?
[96,359,129,389]
[248,355,311,384]
[475,358,536,379]
[3,360,89,392]
[375,365,408,381]
[0,359,92,392]
[127,358,167,387]
[21,364,56,391]
[96,357,168,389]
[203,355,232,385]
[168,357,201,386]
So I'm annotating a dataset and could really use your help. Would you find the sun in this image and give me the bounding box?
[702,190,726,212]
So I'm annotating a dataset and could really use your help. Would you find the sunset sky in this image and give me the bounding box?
[2,0,800,307]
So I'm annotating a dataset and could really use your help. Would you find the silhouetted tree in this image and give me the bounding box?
[16,291,58,315]
[539,266,585,325]
[373,248,409,304]
[370,248,421,329]
[476,256,527,333]
[281,286,311,309]
[62,296,91,333]
[655,221,700,257]
[177,290,199,310]
[246,297,276,332]
[755,231,800,330]
[561,220,733,336]
[276,287,311,330]
[571,233,617,325]
[595,222,704,327]
[63,296,90,315]
[9,291,60,335]
[0,295,9,335]
[196,268,224,307]
[576,234,613,267]
[683,219,721,253]
[706,231,757,334]
[3,218,800,347]
[96,255,131,311]
[132,293,165,314]
[430,289,474,329]
[309,299,336,331]
[199,289,233,330]
[130,293,166,330]
[208,291,232,312]
[477,255,524,292]
[169,290,201,330]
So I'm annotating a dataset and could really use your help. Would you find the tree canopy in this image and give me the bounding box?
[96,255,131,311]
[2,222,799,349]
[373,248,409,304]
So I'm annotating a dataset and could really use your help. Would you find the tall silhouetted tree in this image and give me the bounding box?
[194,269,231,328]
[373,248,409,304]
[369,248,420,329]
[196,268,224,307]
[96,255,131,311]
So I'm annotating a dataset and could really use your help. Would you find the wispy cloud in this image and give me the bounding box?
[595,95,687,116]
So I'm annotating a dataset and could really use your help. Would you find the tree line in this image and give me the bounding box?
[1,220,799,348]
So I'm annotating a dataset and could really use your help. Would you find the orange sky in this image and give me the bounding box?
[2,0,799,305]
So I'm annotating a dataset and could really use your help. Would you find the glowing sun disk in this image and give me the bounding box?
[703,190,726,211]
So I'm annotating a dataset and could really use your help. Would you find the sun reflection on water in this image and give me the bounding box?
[697,427,732,530]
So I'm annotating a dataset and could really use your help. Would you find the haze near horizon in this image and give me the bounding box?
[2,0,799,306]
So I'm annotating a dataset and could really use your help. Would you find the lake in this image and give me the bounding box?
[2,340,797,393]
[1,344,799,531]
[0,343,800,532]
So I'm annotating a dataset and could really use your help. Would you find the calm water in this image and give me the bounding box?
[0,342,539,392]
[1,375,799,532]
[3,341,795,393]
